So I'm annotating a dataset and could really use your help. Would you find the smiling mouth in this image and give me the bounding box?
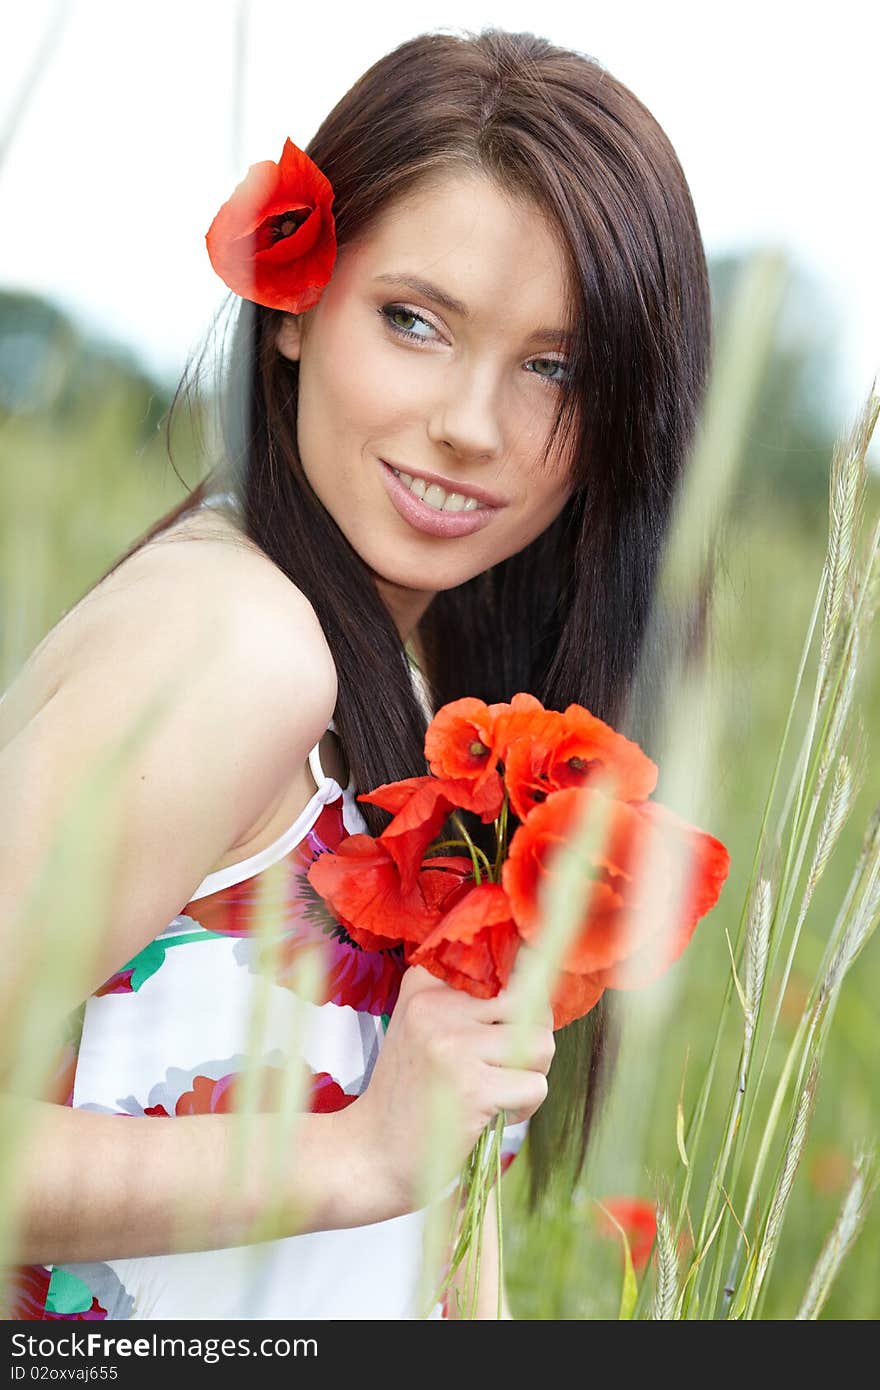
[387,465,487,513]
[381,459,508,511]
[378,459,501,539]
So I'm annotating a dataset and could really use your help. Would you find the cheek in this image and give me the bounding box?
[458,479,574,581]
[296,321,386,466]
[509,472,575,543]
[319,325,429,449]
[488,502,567,570]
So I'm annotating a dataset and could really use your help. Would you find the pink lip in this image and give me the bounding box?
[383,462,508,509]
[378,460,502,539]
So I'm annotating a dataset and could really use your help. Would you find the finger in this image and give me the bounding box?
[475,977,554,1028]
[479,1022,556,1073]
[401,963,453,993]
[480,1064,549,1125]
[466,990,520,1024]
[507,948,556,1025]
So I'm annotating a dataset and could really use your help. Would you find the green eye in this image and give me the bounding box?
[379,305,435,341]
[528,358,569,388]
[379,305,570,389]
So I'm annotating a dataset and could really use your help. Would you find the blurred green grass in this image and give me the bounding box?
[1,295,877,1320]
[503,494,880,1320]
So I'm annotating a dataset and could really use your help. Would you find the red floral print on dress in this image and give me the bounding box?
[137,1064,358,1119]
[185,797,407,1017]
[4,1267,107,1321]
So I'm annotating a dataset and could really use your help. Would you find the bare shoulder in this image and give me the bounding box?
[0,505,338,1015]
[138,505,337,694]
[0,505,337,748]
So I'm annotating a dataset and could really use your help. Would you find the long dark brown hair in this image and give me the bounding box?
[88,27,714,1212]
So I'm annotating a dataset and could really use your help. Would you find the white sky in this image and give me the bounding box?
[1,0,878,439]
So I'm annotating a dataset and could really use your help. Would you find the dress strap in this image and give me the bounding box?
[308,717,346,790]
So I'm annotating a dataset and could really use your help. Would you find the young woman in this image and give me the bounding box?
[0,26,712,1320]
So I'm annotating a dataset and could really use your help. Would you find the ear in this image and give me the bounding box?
[275,313,302,363]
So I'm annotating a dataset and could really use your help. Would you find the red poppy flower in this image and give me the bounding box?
[503,786,730,1028]
[423,692,658,825]
[487,692,554,758]
[306,832,474,953]
[408,882,521,997]
[588,798,731,991]
[205,137,336,313]
[549,970,606,1032]
[359,773,500,892]
[501,703,658,822]
[423,697,510,811]
[596,1197,657,1271]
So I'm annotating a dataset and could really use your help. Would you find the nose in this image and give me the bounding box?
[426,361,504,462]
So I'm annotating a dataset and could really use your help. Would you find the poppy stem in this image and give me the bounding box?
[450,813,493,885]
[493,794,510,876]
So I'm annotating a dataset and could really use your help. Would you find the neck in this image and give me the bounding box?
[371,573,435,648]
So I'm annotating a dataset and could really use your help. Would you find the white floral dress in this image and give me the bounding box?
[8,681,528,1319]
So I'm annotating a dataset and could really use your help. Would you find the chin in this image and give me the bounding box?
[373,556,479,592]
[344,518,500,594]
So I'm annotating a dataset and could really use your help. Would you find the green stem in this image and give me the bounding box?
[707,655,847,1315]
[712,547,874,1315]
[702,681,836,1315]
[451,812,493,886]
[658,573,826,1321]
[493,794,510,878]
[430,1116,506,1319]
[746,993,836,1319]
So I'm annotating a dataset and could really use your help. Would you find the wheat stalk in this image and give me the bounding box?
[650,1199,679,1320]
[748,1055,820,1313]
[795,1148,877,1320]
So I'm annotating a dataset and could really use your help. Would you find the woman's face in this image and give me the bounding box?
[276,170,578,639]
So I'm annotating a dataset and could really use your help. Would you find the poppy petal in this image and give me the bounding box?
[409,885,521,997]
[205,137,337,313]
[550,970,605,1030]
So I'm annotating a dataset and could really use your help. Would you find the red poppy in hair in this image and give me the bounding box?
[206,137,336,313]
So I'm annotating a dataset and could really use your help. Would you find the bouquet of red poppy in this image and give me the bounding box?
[307,692,731,1316]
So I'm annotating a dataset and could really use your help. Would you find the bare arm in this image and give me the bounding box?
[3,1094,400,1266]
[1,547,393,1265]
[2,546,554,1277]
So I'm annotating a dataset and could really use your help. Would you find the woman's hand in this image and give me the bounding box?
[340,959,555,1215]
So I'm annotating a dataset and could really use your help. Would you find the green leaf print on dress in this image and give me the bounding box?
[95,926,226,996]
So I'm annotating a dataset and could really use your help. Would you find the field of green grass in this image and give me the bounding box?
[504,492,880,1319]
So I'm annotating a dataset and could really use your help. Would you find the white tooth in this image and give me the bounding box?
[396,471,489,512]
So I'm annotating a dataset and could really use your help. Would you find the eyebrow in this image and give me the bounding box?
[372,272,572,348]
